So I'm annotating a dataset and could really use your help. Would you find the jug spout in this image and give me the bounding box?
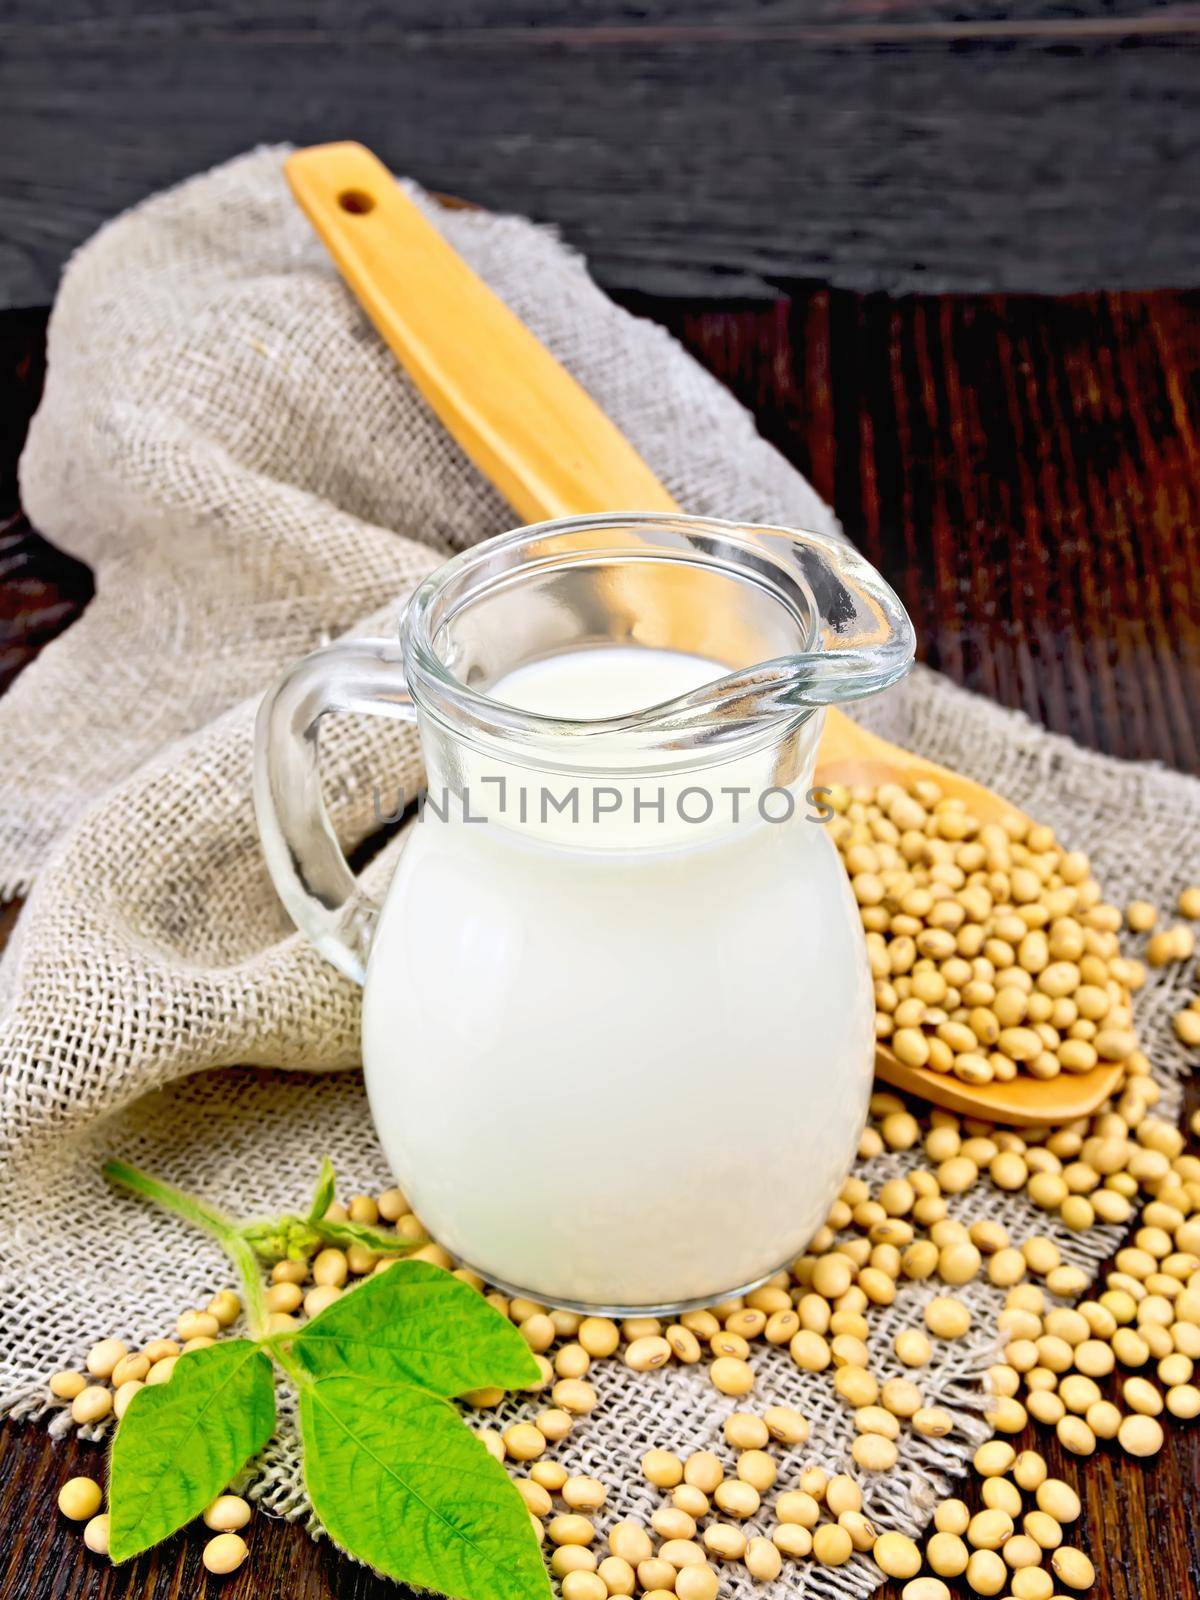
[599,520,915,743]
[778,524,916,705]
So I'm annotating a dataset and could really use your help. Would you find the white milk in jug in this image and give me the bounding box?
[362,644,874,1310]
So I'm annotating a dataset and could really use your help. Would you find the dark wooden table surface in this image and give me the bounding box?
[2,286,1199,1600]
[4,2,1200,304]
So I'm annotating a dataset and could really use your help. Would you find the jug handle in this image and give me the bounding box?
[253,637,417,985]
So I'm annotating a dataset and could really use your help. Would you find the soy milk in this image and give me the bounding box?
[493,645,723,718]
[362,645,874,1309]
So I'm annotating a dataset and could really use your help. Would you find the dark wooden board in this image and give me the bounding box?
[2,2,1200,305]
[2,278,1200,1597]
[0,307,92,691]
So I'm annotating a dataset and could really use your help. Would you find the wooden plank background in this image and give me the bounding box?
[2,1,1200,305]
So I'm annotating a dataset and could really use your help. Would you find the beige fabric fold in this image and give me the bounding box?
[2,146,1197,1599]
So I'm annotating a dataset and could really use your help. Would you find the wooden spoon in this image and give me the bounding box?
[813,712,1126,1121]
[285,141,1125,1126]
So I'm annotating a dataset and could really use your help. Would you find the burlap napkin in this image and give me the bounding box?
[2,147,1198,1598]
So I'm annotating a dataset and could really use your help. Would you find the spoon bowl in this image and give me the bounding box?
[815,712,1126,1124]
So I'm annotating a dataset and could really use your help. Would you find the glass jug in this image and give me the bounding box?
[255,513,914,1312]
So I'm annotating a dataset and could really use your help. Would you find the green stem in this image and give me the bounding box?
[103,1159,238,1242]
[271,1339,308,1390]
[103,1159,270,1341]
[225,1232,271,1342]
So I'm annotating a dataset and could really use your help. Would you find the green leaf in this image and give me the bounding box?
[306,1157,338,1224]
[291,1259,541,1395]
[108,1341,276,1562]
[299,1375,552,1600]
[315,1216,421,1254]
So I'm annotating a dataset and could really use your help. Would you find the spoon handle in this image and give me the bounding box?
[285,144,913,736]
[284,142,679,523]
